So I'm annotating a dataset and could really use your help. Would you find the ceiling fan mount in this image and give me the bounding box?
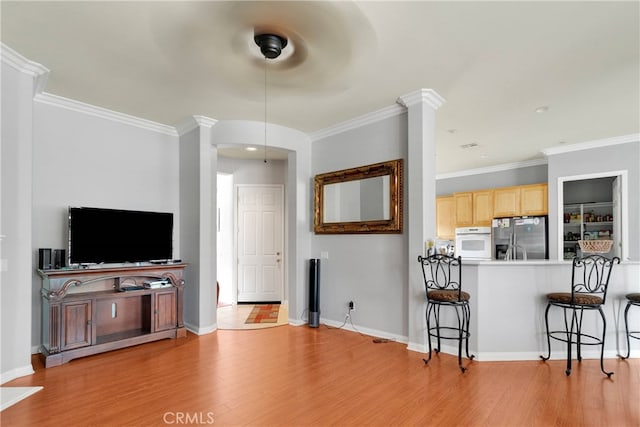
[254,33,288,59]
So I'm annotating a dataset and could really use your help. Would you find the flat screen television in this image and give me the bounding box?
[68,207,173,265]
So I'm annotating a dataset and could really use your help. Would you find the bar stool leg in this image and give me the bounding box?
[423,303,434,364]
[620,301,632,359]
[566,308,576,376]
[598,306,613,378]
[464,304,475,360]
[540,303,552,361]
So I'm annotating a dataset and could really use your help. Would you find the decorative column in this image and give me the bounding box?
[397,89,445,352]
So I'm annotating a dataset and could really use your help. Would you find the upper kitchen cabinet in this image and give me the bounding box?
[493,184,548,217]
[472,190,494,226]
[520,183,548,216]
[436,196,456,240]
[451,190,494,227]
[493,187,521,217]
[454,192,473,227]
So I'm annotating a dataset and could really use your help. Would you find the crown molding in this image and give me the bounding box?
[1,43,49,77]
[542,133,640,156]
[397,88,446,110]
[436,158,548,180]
[193,115,218,129]
[174,115,218,136]
[34,92,178,136]
[309,103,405,141]
[1,43,50,94]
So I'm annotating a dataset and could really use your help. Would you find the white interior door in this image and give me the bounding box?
[236,185,284,303]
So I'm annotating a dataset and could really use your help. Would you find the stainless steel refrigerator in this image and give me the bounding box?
[491,216,548,260]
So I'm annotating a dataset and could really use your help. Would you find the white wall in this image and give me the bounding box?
[218,157,286,185]
[30,101,181,349]
[1,53,36,383]
[312,115,408,336]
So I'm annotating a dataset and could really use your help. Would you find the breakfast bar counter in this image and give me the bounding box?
[454,260,640,361]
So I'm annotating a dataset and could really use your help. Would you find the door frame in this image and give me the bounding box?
[234,184,286,303]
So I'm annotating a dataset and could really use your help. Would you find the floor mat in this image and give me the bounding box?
[245,304,280,324]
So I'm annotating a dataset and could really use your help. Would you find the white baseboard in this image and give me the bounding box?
[1,365,35,385]
[184,322,217,335]
[320,317,408,344]
[288,318,306,327]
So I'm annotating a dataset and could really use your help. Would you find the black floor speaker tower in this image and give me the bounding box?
[308,258,320,328]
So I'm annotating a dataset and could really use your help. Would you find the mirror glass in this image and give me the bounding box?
[323,176,390,222]
[314,159,402,234]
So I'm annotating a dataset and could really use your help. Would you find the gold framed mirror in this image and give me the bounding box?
[314,159,403,234]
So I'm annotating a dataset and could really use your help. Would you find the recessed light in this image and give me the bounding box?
[535,106,549,113]
[480,154,489,159]
[245,147,258,152]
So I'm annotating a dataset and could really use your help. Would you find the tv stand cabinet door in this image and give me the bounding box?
[154,290,177,332]
[61,299,92,351]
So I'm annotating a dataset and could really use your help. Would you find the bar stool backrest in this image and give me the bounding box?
[571,254,620,305]
[418,254,463,300]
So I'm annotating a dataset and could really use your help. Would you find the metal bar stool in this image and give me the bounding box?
[619,293,640,359]
[418,254,474,372]
[540,254,620,377]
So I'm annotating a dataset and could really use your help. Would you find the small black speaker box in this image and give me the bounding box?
[53,249,66,269]
[38,248,52,270]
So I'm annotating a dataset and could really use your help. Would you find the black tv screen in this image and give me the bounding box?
[68,207,173,265]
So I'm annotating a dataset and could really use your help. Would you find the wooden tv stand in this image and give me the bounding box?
[38,263,187,367]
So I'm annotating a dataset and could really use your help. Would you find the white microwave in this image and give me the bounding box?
[455,227,492,260]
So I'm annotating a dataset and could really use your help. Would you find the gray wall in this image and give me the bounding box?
[547,141,640,260]
[31,100,181,349]
[437,164,548,195]
[563,177,614,204]
[1,56,35,382]
[312,114,408,337]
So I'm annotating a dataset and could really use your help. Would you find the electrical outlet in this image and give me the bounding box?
[348,300,355,311]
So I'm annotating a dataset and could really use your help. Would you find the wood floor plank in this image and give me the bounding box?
[2,325,639,426]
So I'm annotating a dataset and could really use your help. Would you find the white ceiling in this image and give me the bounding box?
[2,1,638,173]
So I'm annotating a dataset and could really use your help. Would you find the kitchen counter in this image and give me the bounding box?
[464,259,640,266]
[429,261,640,361]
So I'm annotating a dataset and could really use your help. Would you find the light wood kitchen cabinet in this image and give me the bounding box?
[493,184,548,217]
[440,183,547,233]
[454,192,473,227]
[436,196,456,239]
[520,183,548,216]
[472,190,494,226]
[493,187,520,218]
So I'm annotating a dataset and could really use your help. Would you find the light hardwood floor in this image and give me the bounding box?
[2,326,639,426]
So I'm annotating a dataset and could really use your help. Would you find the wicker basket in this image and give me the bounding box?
[578,239,613,253]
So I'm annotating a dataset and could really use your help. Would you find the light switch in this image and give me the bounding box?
[321,251,329,259]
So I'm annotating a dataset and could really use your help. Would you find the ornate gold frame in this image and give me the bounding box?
[313,159,403,234]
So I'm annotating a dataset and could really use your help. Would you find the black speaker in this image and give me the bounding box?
[53,249,66,269]
[308,258,320,328]
[38,248,52,270]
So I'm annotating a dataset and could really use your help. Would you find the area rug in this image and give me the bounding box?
[245,304,280,324]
